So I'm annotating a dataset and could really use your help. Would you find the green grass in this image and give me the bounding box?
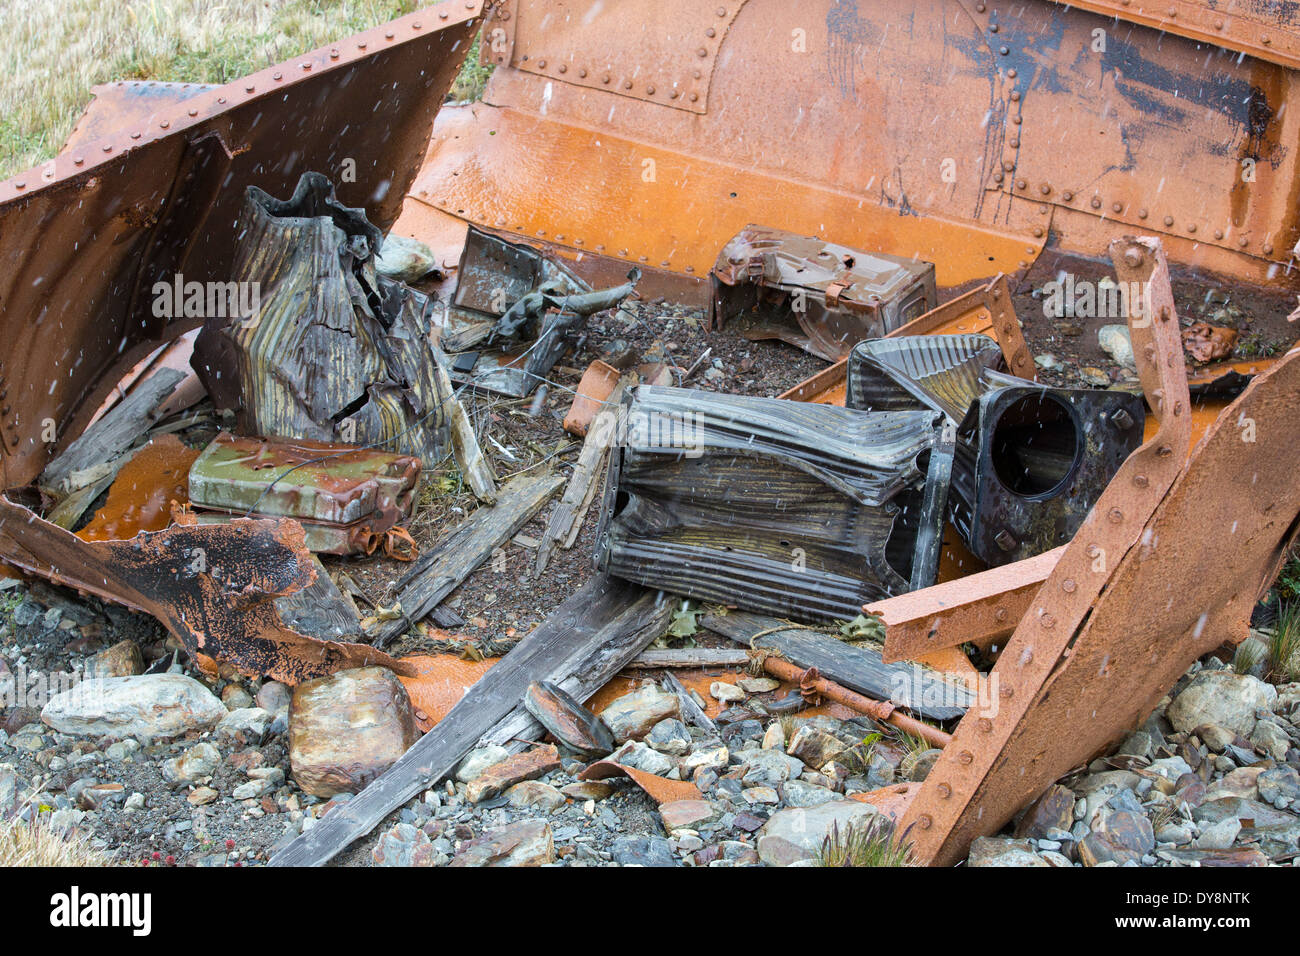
[814,818,910,867]
[1267,601,1300,684]
[1233,638,1264,676]
[0,0,491,181]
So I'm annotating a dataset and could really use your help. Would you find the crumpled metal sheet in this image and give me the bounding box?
[596,385,946,620]
[711,226,938,361]
[0,497,412,685]
[193,172,453,462]
[847,334,1145,565]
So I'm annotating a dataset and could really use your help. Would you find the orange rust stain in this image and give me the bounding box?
[76,435,200,542]
[397,653,497,733]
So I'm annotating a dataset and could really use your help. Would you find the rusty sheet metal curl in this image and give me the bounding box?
[0,497,412,685]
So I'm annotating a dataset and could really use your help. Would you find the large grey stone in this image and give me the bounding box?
[1166,671,1270,737]
[757,799,879,866]
[598,683,680,743]
[41,674,225,739]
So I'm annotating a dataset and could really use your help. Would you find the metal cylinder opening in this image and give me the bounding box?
[990,393,1080,498]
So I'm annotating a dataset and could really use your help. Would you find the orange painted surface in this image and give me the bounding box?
[76,435,200,542]
[410,106,1045,291]
[397,653,498,733]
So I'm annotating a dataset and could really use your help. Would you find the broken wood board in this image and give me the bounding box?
[662,670,717,733]
[629,648,752,668]
[40,368,187,496]
[268,575,663,867]
[533,388,621,576]
[478,583,670,753]
[701,611,972,721]
[275,556,363,641]
[372,470,564,647]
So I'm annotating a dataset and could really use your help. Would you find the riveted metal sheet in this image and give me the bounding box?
[503,0,749,113]
[966,0,1300,261]
[1043,0,1300,72]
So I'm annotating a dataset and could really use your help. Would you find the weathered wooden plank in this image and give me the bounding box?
[479,584,670,753]
[275,556,362,640]
[628,648,752,668]
[373,471,563,647]
[40,368,186,494]
[662,670,717,734]
[533,394,619,575]
[701,611,971,721]
[268,575,655,867]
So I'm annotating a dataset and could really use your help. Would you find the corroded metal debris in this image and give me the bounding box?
[596,385,949,619]
[712,226,937,362]
[187,432,421,557]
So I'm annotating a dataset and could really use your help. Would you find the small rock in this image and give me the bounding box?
[221,684,254,711]
[375,234,437,283]
[456,745,510,783]
[1166,671,1270,737]
[42,675,225,739]
[1194,723,1236,753]
[1098,324,1136,370]
[741,748,804,787]
[610,834,678,867]
[1249,720,1292,761]
[1194,817,1242,851]
[760,723,785,751]
[215,707,273,744]
[968,836,1051,867]
[505,780,566,812]
[610,740,675,777]
[757,800,879,867]
[1258,765,1300,804]
[84,640,143,679]
[465,745,561,803]
[255,681,291,715]
[187,786,218,806]
[660,799,719,831]
[1015,784,1076,840]
[786,725,846,770]
[449,819,554,867]
[162,742,222,786]
[1079,810,1154,866]
[738,677,780,694]
[645,718,692,756]
[781,779,839,808]
[560,781,613,801]
[372,822,438,866]
[710,681,745,703]
[598,683,680,743]
[231,779,269,800]
[288,666,420,798]
[681,745,729,776]
[742,786,780,804]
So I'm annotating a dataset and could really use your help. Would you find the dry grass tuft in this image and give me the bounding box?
[814,818,910,867]
[0,0,475,179]
[0,815,109,867]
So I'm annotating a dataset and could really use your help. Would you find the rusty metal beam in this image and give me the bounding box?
[899,235,1194,864]
[870,545,1064,663]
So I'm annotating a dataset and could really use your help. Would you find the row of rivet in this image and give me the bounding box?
[5,11,461,194]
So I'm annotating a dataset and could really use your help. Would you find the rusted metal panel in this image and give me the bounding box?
[899,235,1195,864]
[501,0,750,114]
[1043,0,1300,72]
[908,342,1300,864]
[0,3,482,489]
[711,226,938,361]
[870,545,1064,663]
[0,498,411,685]
[409,0,1300,292]
[61,82,217,155]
